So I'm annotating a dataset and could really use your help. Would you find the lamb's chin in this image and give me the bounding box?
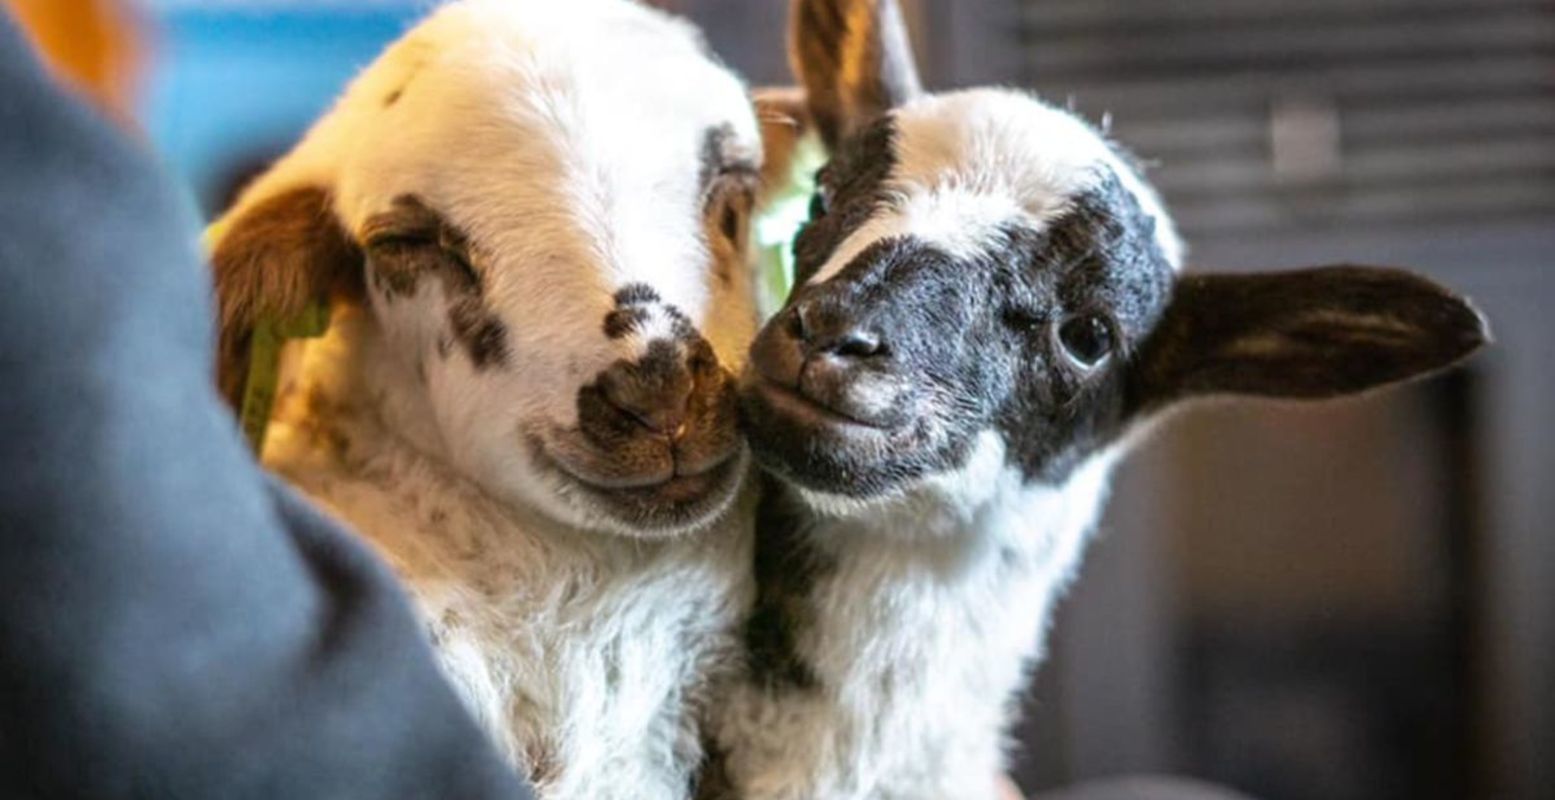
[526,440,748,539]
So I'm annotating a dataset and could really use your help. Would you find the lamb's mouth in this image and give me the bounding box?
[528,435,746,535]
[745,377,895,436]
[738,377,928,498]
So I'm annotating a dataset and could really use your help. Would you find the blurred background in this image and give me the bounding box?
[9,1,1551,798]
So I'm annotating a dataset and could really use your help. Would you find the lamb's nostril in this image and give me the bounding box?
[831,329,884,359]
[786,304,809,342]
[789,301,887,360]
[809,326,886,361]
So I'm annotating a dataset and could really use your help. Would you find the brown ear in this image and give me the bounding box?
[210,186,363,409]
[789,0,922,149]
[1128,265,1490,414]
[754,87,814,209]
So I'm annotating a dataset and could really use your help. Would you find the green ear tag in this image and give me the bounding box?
[753,134,826,318]
[238,301,330,453]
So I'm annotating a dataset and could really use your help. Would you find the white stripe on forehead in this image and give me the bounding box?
[805,188,1029,286]
[807,88,1182,287]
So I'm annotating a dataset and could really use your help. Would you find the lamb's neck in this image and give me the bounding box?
[791,442,1120,730]
[809,432,1117,586]
[733,446,1120,798]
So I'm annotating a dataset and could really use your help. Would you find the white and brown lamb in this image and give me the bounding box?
[208,2,778,798]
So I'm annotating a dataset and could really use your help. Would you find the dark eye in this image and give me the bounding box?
[1057,313,1115,367]
[808,185,832,219]
[720,204,741,242]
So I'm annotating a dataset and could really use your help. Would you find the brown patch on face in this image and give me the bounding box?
[210,186,365,409]
[603,283,699,341]
[698,124,760,286]
[448,295,510,369]
[541,298,743,531]
[615,284,660,306]
[604,306,650,340]
[361,195,464,298]
[362,195,510,370]
[698,123,760,195]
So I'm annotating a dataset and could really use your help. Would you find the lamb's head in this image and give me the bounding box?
[742,0,1489,514]
[210,0,765,538]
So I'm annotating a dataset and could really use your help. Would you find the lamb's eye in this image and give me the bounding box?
[809,185,833,219]
[1057,313,1114,367]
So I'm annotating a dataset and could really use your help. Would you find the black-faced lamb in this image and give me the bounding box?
[707,2,1491,798]
[208,2,771,798]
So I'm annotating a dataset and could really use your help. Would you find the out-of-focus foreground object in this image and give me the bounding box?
[5,0,145,117]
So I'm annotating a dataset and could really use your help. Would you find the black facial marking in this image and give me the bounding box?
[615,283,660,307]
[663,305,698,341]
[366,237,439,301]
[698,123,759,194]
[363,195,473,300]
[743,476,829,692]
[363,195,510,370]
[449,297,510,370]
[746,165,1175,495]
[742,235,983,497]
[603,307,649,340]
[604,284,703,343]
[995,172,1174,482]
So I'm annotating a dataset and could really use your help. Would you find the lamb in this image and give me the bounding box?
[207,2,773,798]
[706,1,1491,798]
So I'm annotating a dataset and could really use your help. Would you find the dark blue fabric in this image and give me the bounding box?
[0,14,529,799]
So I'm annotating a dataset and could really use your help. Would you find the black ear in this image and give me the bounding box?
[789,0,922,150]
[1128,265,1490,413]
[209,186,363,410]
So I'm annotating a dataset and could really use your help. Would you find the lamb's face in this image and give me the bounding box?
[743,90,1181,498]
[214,0,763,537]
[743,0,1487,514]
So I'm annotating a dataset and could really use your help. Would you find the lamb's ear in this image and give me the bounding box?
[209,186,363,409]
[1128,265,1490,414]
[789,0,922,149]
[754,87,814,208]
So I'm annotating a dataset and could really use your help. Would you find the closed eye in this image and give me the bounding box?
[1001,305,1046,333]
[363,230,435,251]
[365,230,480,289]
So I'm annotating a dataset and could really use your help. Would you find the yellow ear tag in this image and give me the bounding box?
[238,302,330,454]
